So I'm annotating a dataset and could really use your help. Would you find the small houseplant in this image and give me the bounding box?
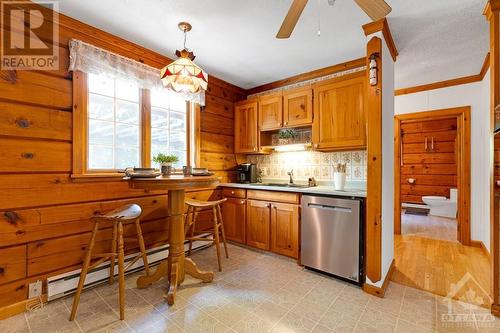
[153,153,179,175]
[277,128,299,145]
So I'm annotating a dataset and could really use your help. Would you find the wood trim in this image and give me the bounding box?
[246,58,366,95]
[470,240,491,259]
[72,71,88,175]
[362,259,395,298]
[486,4,500,308]
[492,303,500,317]
[141,89,151,168]
[193,103,201,167]
[394,74,483,96]
[394,106,472,245]
[362,18,398,62]
[0,295,47,320]
[394,118,401,234]
[481,52,491,80]
[366,36,383,283]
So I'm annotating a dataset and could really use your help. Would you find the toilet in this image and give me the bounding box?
[422,188,458,218]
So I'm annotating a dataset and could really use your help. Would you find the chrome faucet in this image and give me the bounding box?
[287,169,294,184]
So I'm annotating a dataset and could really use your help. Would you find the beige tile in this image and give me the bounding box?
[270,312,317,333]
[0,313,30,333]
[26,299,81,333]
[358,308,398,332]
[319,307,360,331]
[210,302,252,329]
[395,319,435,333]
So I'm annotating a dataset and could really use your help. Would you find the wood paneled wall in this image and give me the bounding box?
[0,4,245,309]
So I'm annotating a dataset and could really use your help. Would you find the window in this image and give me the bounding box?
[150,88,188,168]
[88,73,141,170]
[72,71,193,177]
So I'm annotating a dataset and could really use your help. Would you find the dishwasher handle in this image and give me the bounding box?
[307,203,352,213]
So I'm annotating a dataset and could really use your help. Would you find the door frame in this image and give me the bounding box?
[394,106,471,245]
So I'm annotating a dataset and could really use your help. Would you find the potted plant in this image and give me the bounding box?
[278,128,299,145]
[153,153,179,175]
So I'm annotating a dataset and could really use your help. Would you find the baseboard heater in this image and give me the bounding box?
[47,237,210,301]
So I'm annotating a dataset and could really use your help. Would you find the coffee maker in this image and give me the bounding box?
[236,163,257,183]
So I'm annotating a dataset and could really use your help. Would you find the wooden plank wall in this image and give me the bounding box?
[0,5,245,308]
[400,118,458,204]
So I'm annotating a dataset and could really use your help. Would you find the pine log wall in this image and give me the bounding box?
[0,6,245,309]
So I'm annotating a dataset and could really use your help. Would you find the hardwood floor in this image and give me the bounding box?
[393,234,491,307]
[401,211,457,242]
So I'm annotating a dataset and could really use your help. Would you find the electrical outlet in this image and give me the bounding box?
[29,280,42,298]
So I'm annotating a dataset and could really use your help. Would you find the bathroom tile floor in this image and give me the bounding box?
[1,244,498,333]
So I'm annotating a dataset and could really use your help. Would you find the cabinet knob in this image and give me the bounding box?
[253,147,257,151]
[267,203,271,208]
[16,118,30,128]
[313,143,319,149]
[240,200,245,204]
[231,191,235,195]
[21,152,34,159]
[284,121,288,125]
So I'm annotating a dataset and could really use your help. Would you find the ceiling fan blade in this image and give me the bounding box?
[276,0,309,39]
[354,0,392,21]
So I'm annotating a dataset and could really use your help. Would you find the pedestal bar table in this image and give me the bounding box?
[127,175,219,305]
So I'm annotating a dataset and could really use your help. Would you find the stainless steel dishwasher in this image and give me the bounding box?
[301,195,364,284]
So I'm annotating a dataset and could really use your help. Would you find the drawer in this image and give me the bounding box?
[0,245,27,285]
[247,190,300,204]
[222,188,246,199]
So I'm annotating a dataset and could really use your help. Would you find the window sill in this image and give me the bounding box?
[70,173,126,183]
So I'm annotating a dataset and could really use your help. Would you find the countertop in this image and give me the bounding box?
[218,182,367,198]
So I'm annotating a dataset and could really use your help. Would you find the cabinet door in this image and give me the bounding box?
[222,198,246,244]
[235,100,259,153]
[259,94,283,130]
[283,87,313,127]
[270,202,299,258]
[246,200,270,250]
[312,75,366,150]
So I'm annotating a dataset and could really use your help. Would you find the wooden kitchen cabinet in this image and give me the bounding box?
[312,75,366,151]
[259,93,283,130]
[283,87,313,127]
[270,202,299,258]
[234,100,259,153]
[246,199,271,250]
[222,197,246,244]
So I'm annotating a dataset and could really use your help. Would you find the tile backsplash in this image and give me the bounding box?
[248,150,367,182]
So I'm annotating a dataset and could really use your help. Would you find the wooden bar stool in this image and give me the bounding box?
[69,204,150,321]
[184,198,229,272]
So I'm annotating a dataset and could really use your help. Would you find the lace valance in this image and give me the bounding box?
[68,39,205,105]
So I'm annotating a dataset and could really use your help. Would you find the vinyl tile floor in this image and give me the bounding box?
[1,244,499,333]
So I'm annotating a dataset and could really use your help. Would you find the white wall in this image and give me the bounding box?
[366,33,395,288]
[395,71,491,252]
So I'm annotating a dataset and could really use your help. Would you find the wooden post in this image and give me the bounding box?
[365,36,383,283]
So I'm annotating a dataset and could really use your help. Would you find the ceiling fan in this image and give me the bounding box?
[276,0,392,39]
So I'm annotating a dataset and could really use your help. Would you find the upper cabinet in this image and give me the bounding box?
[259,93,283,130]
[312,75,366,151]
[235,100,259,153]
[283,87,313,127]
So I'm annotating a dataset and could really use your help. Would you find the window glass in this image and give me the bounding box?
[88,74,140,170]
[150,88,187,168]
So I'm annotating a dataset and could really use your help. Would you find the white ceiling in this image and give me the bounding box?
[55,0,489,90]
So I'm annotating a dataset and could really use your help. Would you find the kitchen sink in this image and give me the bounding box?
[252,183,310,188]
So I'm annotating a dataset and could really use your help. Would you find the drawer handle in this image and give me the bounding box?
[21,152,34,159]
[4,211,19,225]
[0,267,4,275]
[16,118,30,128]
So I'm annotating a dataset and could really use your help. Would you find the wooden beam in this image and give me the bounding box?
[362,259,395,298]
[481,52,491,80]
[246,58,366,95]
[366,36,383,283]
[362,18,398,62]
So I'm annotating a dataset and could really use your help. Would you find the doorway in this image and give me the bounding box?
[394,106,471,245]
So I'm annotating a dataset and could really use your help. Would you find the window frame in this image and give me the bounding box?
[72,71,195,180]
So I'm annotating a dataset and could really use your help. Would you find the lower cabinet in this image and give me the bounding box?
[246,200,271,250]
[221,197,246,244]
[221,188,300,259]
[270,202,299,258]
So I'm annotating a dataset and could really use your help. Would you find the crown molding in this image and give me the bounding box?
[362,18,398,62]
